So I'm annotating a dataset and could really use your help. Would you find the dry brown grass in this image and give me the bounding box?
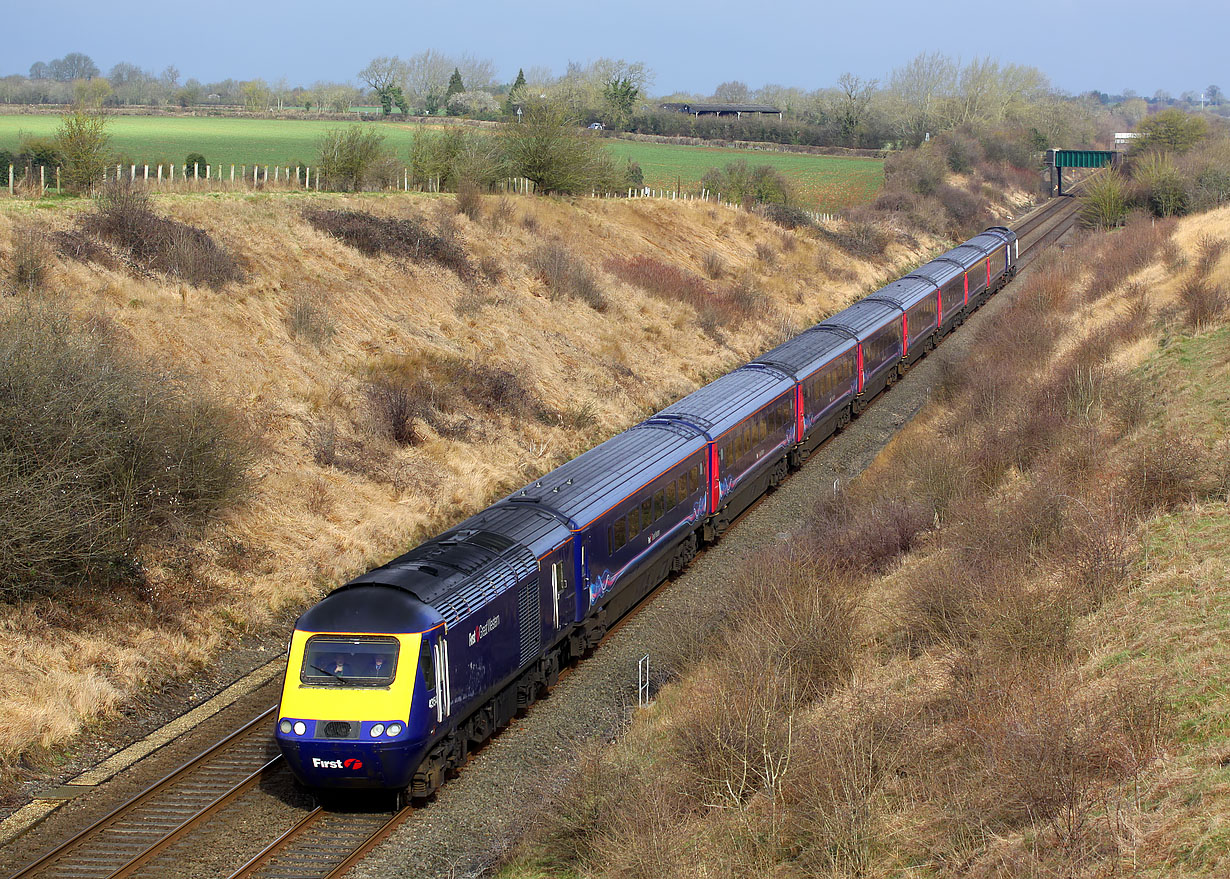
[0,189,912,784]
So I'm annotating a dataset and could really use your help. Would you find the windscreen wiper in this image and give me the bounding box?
[310,663,351,684]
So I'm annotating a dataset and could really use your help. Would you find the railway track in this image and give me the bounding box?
[5,193,1083,879]
[7,711,280,879]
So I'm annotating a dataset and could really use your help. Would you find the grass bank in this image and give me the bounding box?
[0,184,957,798]
[498,206,1230,878]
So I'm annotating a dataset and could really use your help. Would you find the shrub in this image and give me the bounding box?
[1079,169,1130,229]
[184,152,207,175]
[285,291,336,344]
[501,99,615,195]
[304,209,475,280]
[316,126,394,192]
[819,218,893,258]
[701,250,724,279]
[760,202,814,230]
[1132,152,1187,217]
[884,146,946,195]
[700,160,794,206]
[0,307,251,598]
[55,106,109,194]
[365,378,422,446]
[1178,276,1227,330]
[455,181,482,222]
[529,243,606,310]
[87,181,243,288]
[7,223,52,293]
[54,227,115,267]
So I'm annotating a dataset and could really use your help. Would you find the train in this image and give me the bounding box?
[274,225,1019,797]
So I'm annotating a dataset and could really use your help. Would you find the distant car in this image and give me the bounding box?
[587,122,604,130]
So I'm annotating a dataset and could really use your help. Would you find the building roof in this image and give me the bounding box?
[659,102,783,114]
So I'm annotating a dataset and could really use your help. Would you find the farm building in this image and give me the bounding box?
[659,102,783,119]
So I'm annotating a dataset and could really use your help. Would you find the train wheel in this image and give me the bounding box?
[836,406,851,430]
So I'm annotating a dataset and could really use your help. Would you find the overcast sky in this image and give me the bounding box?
[12,0,1226,98]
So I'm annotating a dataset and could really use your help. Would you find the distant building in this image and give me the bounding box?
[660,102,783,120]
[1114,132,1141,148]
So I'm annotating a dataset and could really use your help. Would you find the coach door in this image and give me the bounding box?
[542,544,575,633]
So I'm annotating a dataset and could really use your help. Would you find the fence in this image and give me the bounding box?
[2,163,838,222]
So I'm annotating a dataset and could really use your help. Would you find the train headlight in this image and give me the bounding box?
[387,724,402,737]
[293,721,307,736]
[370,723,385,737]
[279,720,292,734]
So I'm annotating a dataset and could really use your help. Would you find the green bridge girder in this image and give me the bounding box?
[1048,149,1118,168]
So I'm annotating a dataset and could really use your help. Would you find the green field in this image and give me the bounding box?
[605,141,883,212]
[0,114,882,211]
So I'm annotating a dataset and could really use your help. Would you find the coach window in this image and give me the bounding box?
[690,466,700,493]
[666,480,677,511]
[641,497,652,528]
[654,490,665,520]
[613,517,627,550]
[759,418,767,442]
[628,507,640,538]
[419,639,435,692]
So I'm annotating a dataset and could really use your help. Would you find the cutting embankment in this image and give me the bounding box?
[498,207,1230,878]
[0,186,976,800]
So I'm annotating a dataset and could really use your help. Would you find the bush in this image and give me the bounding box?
[55,107,110,194]
[409,128,508,192]
[316,126,394,192]
[1079,169,1130,229]
[7,223,52,294]
[701,250,724,279]
[0,307,251,597]
[819,218,893,258]
[501,99,616,195]
[1132,152,1188,217]
[455,181,482,222]
[759,202,814,230]
[184,152,207,174]
[365,378,422,446]
[285,290,336,344]
[529,243,606,310]
[700,160,794,206]
[884,146,946,195]
[304,209,475,280]
[87,182,243,288]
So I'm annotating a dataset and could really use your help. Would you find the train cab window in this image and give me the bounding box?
[666,481,677,511]
[654,490,665,521]
[641,497,652,528]
[419,638,435,691]
[302,635,400,687]
[629,507,641,538]
[613,517,627,551]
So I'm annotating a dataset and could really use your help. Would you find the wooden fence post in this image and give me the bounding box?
[8,165,12,195]
[40,165,45,194]
[230,164,235,183]
[144,164,149,181]
[56,167,61,193]
[158,165,163,183]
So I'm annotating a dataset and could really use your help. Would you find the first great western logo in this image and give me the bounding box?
[312,757,364,770]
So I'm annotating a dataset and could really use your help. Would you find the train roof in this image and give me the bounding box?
[652,364,795,440]
[750,327,857,379]
[866,276,938,310]
[297,583,445,635]
[498,420,709,531]
[909,257,965,285]
[816,299,901,338]
[976,225,1015,246]
[343,506,565,629]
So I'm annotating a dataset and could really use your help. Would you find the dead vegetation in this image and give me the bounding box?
[504,210,1230,879]
[304,207,476,280]
[0,187,910,791]
[86,182,243,288]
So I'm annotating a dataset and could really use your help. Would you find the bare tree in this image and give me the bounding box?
[713,80,751,103]
[887,52,957,144]
[834,73,877,147]
[456,54,497,92]
[402,50,453,114]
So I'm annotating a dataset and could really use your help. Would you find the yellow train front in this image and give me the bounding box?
[275,584,444,790]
